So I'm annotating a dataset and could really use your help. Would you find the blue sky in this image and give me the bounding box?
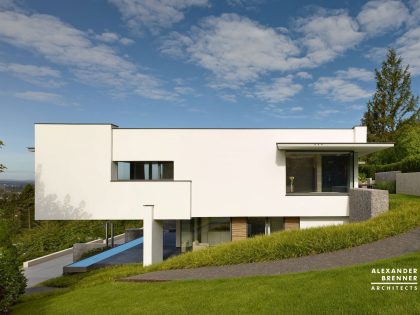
[0,0,419,180]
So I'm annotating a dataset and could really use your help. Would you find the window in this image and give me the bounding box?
[116,161,174,180]
[286,152,353,194]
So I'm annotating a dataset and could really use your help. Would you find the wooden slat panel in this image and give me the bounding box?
[284,217,300,230]
[231,217,247,241]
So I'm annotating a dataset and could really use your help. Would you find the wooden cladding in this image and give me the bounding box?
[231,217,247,241]
[284,217,300,230]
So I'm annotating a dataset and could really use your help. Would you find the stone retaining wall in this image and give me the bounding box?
[349,188,389,222]
[375,171,401,183]
[396,172,420,196]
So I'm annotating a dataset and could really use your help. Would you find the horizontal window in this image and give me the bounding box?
[116,161,174,180]
[286,152,353,194]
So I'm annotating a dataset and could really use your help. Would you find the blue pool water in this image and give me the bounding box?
[67,237,144,268]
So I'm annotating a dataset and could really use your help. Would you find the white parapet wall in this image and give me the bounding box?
[396,172,420,196]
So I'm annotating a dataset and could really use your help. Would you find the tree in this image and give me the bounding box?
[362,49,419,142]
[0,141,5,173]
[0,219,27,314]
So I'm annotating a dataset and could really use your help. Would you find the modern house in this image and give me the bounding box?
[34,124,393,265]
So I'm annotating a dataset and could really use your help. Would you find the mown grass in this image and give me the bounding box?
[42,194,420,289]
[16,253,420,315]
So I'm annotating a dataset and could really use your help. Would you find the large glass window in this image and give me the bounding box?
[180,218,231,247]
[117,161,174,180]
[286,152,353,194]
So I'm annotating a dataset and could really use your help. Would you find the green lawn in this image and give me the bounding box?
[42,194,420,289]
[15,252,420,315]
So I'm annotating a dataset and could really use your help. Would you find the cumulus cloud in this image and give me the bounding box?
[295,71,312,79]
[0,62,64,87]
[313,67,373,102]
[357,0,409,36]
[162,10,367,88]
[95,32,134,45]
[395,26,420,75]
[161,14,301,86]
[0,9,174,100]
[335,67,372,81]
[254,76,302,103]
[295,9,364,66]
[316,108,339,117]
[290,106,304,112]
[109,0,209,34]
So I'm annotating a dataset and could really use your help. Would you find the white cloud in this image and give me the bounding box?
[0,9,174,100]
[14,91,64,104]
[295,9,364,66]
[162,10,367,89]
[161,14,301,86]
[365,46,389,61]
[335,67,372,81]
[357,0,409,36]
[254,76,302,103]
[296,71,312,79]
[0,62,65,87]
[95,32,134,45]
[290,106,304,112]
[109,0,209,34]
[395,26,420,75]
[313,67,373,102]
[316,109,339,117]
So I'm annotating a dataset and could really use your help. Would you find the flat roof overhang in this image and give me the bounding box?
[276,143,394,156]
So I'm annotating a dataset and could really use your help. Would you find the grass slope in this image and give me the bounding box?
[15,253,420,315]
[43,194,420,288]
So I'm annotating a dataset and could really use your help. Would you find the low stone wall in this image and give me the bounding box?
[396,172,420,196]
[375,171,401,183]
[73,243,106,262]
[349,188,389,222]
[125,228,143,242]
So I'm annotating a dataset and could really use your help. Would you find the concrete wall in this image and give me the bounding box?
[73,243,105,262]
[35,125,367,221]
[375,171,401,183]
[396,172,420,196]
[349,188,389,222]
[300,217,348,229]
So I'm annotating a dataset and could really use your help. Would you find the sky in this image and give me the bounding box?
[0,0,419,180]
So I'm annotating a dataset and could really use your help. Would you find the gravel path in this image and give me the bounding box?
[124,228,420,282]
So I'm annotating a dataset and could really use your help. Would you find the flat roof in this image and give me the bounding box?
[276,143,394,156]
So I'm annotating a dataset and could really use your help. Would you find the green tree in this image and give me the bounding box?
[17,185,35,229]
[0,215,27,314]
[0,141,5,173]
[362,49,419,142]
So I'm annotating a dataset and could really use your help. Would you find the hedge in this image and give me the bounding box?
[360,153,420,178]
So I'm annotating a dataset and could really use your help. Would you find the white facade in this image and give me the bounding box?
[34,124,392,265]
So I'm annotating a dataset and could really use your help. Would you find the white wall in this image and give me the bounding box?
[35,124,190,220]
[300,217,348,229]
[36,125,365,220]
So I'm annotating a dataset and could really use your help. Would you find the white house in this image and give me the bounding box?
[34,124,393,265]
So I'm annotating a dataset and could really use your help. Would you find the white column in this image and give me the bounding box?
[316,155,322,192]
[175,220,181,248]
[142,205,163,266]
[353,152,359,188]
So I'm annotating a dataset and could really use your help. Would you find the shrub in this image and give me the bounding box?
[0,247,26,314]
[374,180,396,193]
[360,153,420,177]
[401,153,420,172]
